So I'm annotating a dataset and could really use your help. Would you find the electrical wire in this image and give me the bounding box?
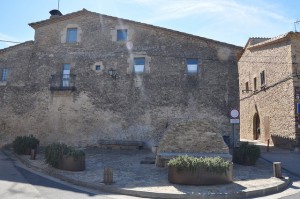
[0,39,21,44]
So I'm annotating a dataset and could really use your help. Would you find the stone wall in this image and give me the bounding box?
[0,10,242,148]
[158,121,229,153]
[238,35,300,149]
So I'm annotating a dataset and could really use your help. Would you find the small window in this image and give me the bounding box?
[245,82,249,91]
[1,68,7,81]
[95,65,101,71]
[134,58,145,73]
[117,29,127,41]
[186,59,198,74]
[253,77,257,91]
[260,71,265,86]
[66,28,77,43]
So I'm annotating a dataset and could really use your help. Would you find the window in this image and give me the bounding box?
[260,70,265,86]
[186,59,198,74]
[245,82,249,91]
[66,28,77,43]
[253,77,257,91]
[117,29,127,41]
[134,58,145,73]
[95,65,101,71]
[1,68,7,81]
[62,64,71,87]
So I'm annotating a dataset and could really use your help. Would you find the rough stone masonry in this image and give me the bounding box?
[0,9,242,152]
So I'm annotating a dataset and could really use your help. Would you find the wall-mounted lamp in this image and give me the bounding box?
[108,68,118,80]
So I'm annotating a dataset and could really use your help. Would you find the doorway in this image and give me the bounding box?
[253,112,260,140]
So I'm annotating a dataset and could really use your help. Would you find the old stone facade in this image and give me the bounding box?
[0,9,241,150]
[238,32,300,149]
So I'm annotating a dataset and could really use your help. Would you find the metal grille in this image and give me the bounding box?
[50,74,76,91]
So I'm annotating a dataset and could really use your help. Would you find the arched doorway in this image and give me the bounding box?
[253,113,260,140]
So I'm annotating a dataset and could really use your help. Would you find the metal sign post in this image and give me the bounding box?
[230,109,240,148]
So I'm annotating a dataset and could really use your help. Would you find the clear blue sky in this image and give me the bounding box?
[0,0,299,49]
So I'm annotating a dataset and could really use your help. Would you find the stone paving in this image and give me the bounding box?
[6,147,290,199]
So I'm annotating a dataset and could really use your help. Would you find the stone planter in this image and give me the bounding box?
[57,155,85,171]
[168,163,233,185]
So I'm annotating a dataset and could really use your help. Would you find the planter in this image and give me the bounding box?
[233,147,257,166]
[57,155,85,171]
[168,163,233,185]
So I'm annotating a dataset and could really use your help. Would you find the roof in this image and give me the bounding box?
[28,9,242,49]
[247,32,300,49]
[29,9,93,29]
[0,41,34,54]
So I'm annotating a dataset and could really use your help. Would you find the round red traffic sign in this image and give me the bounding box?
[230,109,239,118]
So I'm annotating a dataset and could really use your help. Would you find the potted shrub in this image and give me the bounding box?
[233,142,261,165]
[45,143,85,171]
[12,135,40,155]
[168,156,232,185]
[60,147,86,171]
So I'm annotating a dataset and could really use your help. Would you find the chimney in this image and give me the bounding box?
[49,9,63,19]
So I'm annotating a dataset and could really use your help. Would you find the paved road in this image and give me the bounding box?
[1,149,300,199]
[0,151,144,199]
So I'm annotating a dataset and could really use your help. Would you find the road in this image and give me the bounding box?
[0,151,144,199]
[1,150,300,199]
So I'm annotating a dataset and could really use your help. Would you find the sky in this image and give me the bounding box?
[0,0,300,49]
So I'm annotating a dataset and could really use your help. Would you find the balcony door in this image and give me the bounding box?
[62,64,70,87]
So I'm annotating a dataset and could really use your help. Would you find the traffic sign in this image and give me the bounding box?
[230,109,239,118]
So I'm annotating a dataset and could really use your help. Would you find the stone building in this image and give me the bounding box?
[238,32,300,149]
[0,9,241,151]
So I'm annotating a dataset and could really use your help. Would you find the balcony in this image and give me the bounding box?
[50,74,76,91]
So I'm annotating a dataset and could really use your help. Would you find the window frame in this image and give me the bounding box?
[95,65,101,71]
[186,58,199,74]
[66,28,78,43]
[260,70,265,86]
[62,64,71,87]
[117,29,128,41]
[133,57,145,74]
[253,77,257,91]
[245,82,249,91]
[1,68,7,81]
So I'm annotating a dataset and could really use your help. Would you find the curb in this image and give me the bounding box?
[260,156,300,178]
[2,149,291,199]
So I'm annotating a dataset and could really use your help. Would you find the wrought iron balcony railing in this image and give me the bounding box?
[50,74,76,91]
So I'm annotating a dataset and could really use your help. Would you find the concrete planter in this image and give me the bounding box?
[168,163,233,185]
[57,155,86,171]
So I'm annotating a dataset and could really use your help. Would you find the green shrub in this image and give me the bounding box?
[45,143,68,167]
[45,143,85,167]
[168,156,231,174]
[12,135,40,155]
[233,142,261,165]
[65,147,85,161]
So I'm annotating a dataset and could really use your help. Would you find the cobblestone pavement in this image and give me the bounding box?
[5,147,290,199]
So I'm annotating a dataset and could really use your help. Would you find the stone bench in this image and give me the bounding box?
[155,152,232,167]
[98,140,144,150]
